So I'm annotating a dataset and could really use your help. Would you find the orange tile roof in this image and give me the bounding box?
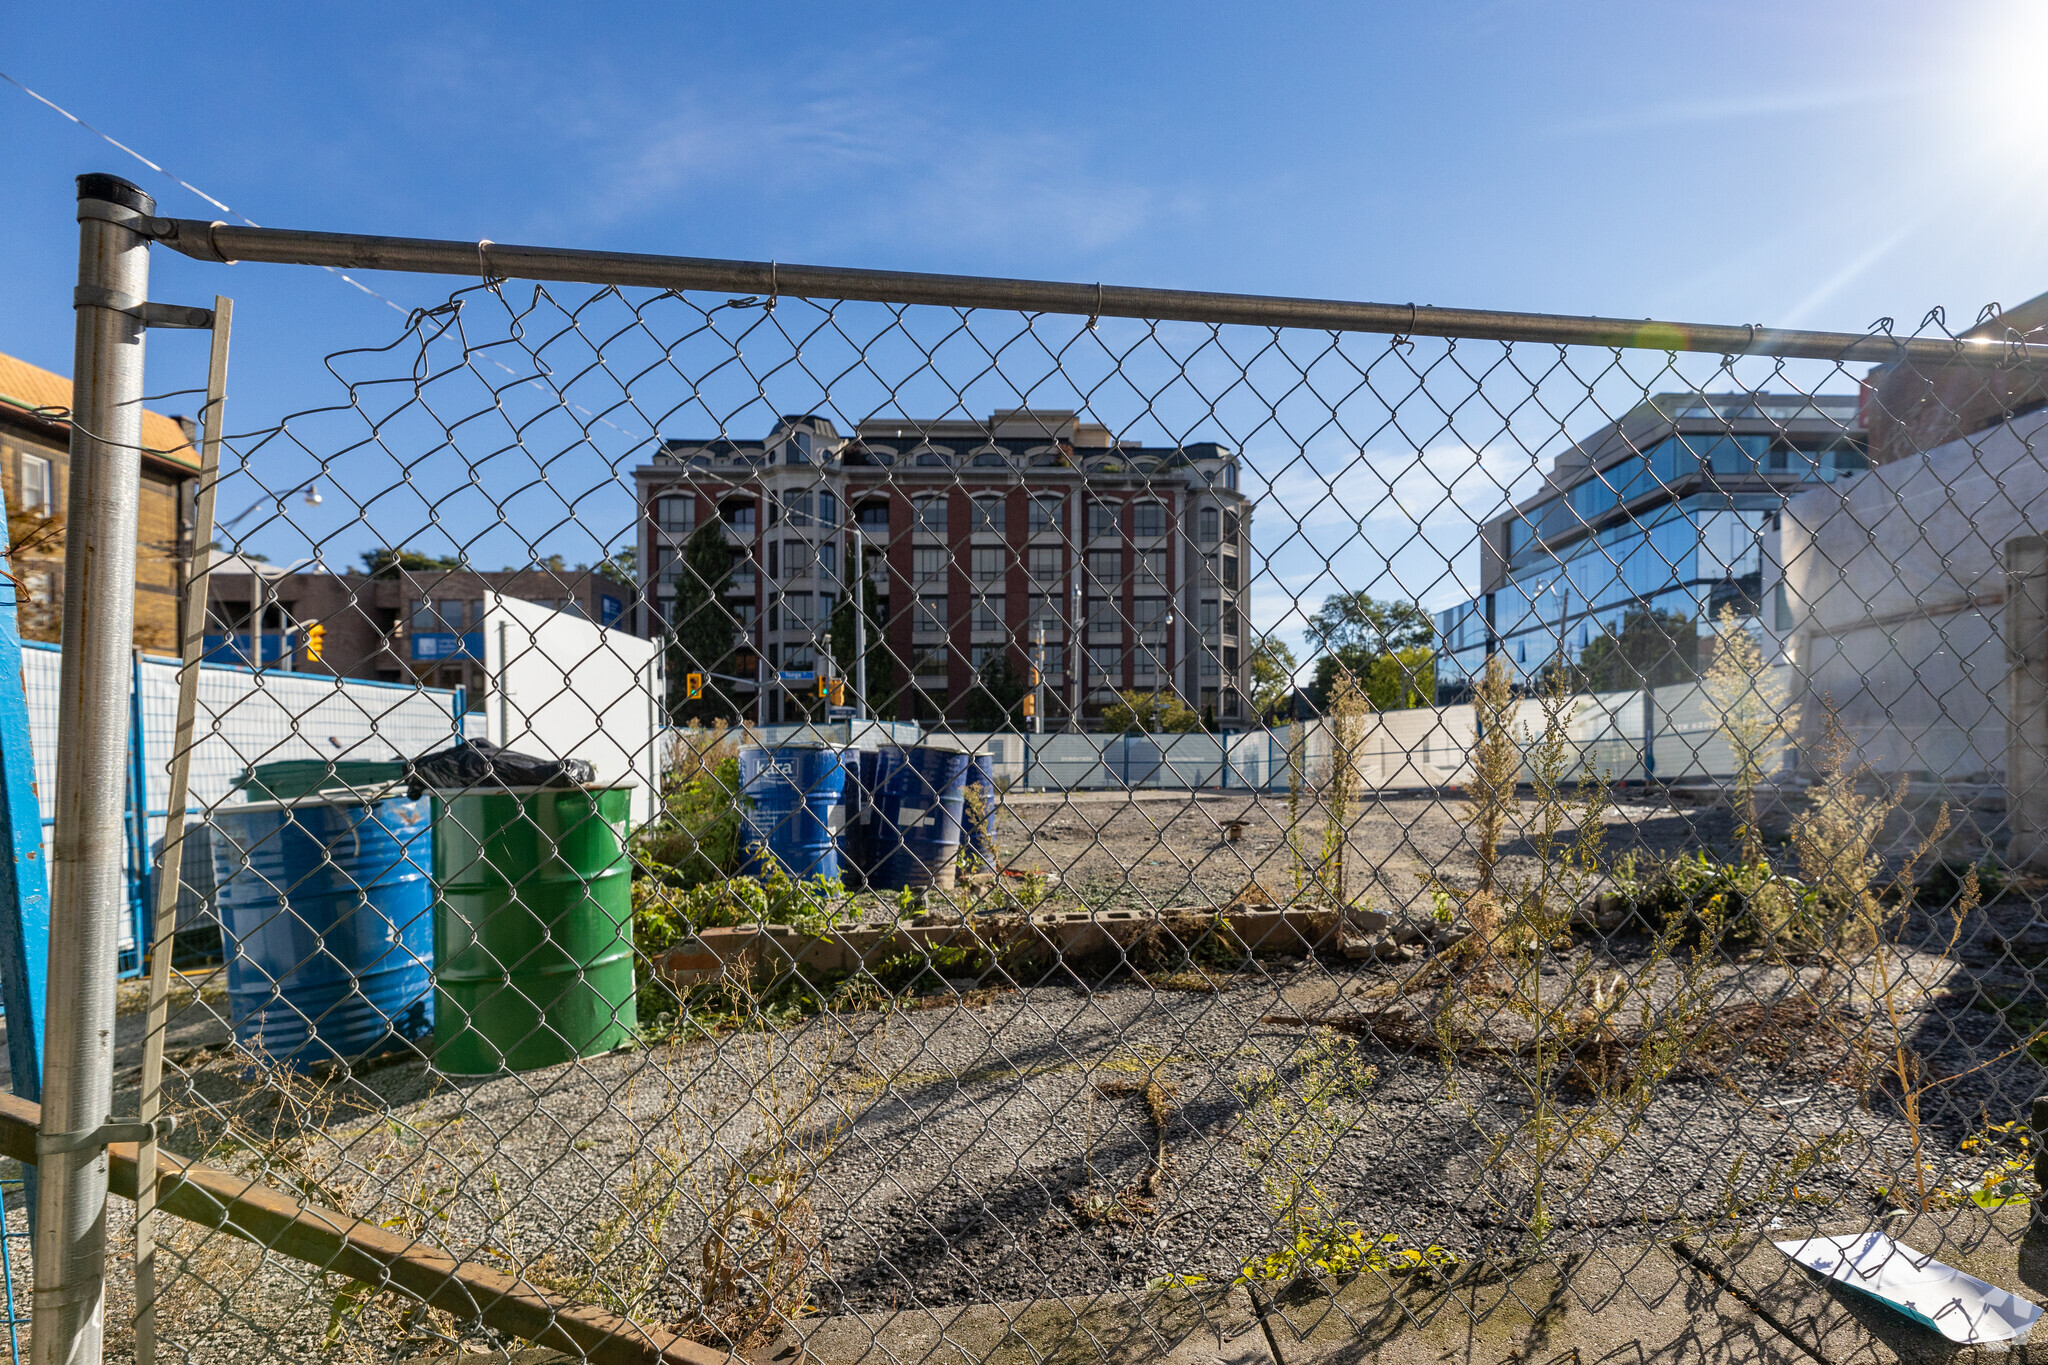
[0,350,199,470]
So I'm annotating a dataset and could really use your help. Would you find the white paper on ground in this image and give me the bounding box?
[1774,1231,2042,1344]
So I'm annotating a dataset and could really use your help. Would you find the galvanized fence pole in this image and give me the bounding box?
[34,173,155,1365]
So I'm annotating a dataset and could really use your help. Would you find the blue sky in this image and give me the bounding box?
[5,1,2045,660]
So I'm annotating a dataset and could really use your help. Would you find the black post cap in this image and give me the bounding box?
[76,173,154,216]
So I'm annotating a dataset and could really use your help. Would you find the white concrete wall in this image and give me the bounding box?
[483,595,663,825]
[1771,407,2048,783]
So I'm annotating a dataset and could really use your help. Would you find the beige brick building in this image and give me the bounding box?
[0,351,201,652]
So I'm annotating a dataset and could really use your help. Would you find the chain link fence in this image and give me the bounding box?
[23,180,2048,1363]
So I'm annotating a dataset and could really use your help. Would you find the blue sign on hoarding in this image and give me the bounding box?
[600,594,624,627]
[411,631,485,662]
[202,633,292,666]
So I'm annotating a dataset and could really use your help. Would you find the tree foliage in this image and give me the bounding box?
[359,546,465,579]
[960,651,1029,728]
[1101,689,1203,734]
[830,545,896,720]
[1307,592,1433,654]
[669,520,738,723]
[1248,637,1297,722]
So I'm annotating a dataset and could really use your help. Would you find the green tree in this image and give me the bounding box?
[669,520,738,723]
[1248,636,1298,722]
[360,546,465,578]
[1564,607,1699,691]
[1304,592,1436,713]
[1101,689,1203,734]
[829,551,896,720]
[961,651,1029,728]
[1306,592,1433,654]
[1308,644,1435,713]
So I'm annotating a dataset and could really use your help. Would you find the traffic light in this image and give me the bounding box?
[1020,693,1036,718]
[304,622,326,663]
[817,676,832,699]
[684,672,703,700]
[828,679,845,706]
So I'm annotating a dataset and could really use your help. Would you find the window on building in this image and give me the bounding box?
[1089,645,1123,675]
[766,542,779,578]
[780,489,813,526]
[1199,599,1220,633]
[1223,689,1241,718]
[1201,685,1220,714]
[915,596,947,635]
[915,448,952,467]
[817,491,837,525]
[912,646,950,677]
[1041,643,1065,675]
[1137,549,1168,585]
[1197,507,1219,544]
[971,644,1001,671]
[1133,597,1169,631]
[1087,550,1123,586]
[432,599,468,631]
[1222,509,1240,542]
[18,453,52,512]
[856,501,889,534]
[783,539,812,575]
[1223,600,1240,634]
[969,547,1005,583]
[1027,547,1063,584]
[655,494,694,535]
[914,496,947,533]
[817,542,838,581]
[913,547,947,584]
[1133,649,1163,678]
[732,601,757,628]
[970,448,1009,469]
[1087,597,1119,633]
[721,501,756,534]
[1026,594,1061,632]
[1200,649,1221,677]
[973,596,1006,632]
[1133,501,1166,538]
[784,644,816,672]
[1088,501,1118,538]
[1223,645,1239,670]
[1030,494,1064,532]
[1222,553,1238,590]
[972,496,1007,533]
[784,431,812,465]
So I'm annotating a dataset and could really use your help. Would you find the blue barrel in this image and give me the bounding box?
[839,748,882,887]
[866,745,972,891]
[962,752,997,872]
[739,744,851,882]
[210,791,435,1070]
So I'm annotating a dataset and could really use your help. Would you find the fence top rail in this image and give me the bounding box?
[143,214,2037,367]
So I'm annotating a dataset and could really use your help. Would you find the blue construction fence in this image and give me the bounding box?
[16,644,483,975]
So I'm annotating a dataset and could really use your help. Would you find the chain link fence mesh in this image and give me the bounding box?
[45,258,2048,1362]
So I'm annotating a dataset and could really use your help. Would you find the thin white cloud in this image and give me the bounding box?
[1541,86,1908,138]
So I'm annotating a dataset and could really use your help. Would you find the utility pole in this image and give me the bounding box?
[1030,621,1045,735]
[854,533,869,720]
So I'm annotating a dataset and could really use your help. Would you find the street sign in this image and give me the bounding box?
[779,670,816,682]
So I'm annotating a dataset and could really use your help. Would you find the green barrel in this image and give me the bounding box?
[431,786,637,1074]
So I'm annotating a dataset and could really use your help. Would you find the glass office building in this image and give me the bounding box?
[1434,393,1866,696]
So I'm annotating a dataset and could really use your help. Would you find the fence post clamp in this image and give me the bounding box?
[37,1114,176,1157]
[72,285,214,330]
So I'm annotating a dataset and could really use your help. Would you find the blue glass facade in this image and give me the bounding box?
[1435,396,1865,694]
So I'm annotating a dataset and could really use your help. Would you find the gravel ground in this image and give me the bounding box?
[7,790,2045,1363]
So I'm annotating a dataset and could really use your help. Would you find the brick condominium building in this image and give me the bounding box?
[634,409,1254,727]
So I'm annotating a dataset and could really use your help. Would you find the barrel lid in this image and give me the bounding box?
[219,783,418,815]
[425,781,641,793]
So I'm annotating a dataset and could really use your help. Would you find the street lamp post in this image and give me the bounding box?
[1071,580,1085,732]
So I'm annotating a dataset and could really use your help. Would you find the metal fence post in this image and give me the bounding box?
[35,172,154,1365]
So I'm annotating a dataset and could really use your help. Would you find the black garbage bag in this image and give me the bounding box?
[404,739,596,799]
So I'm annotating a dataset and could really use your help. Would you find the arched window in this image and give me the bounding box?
[913,496,948,533]
[914,447,953,467]
[971,496,1007,533]
[970,447,1009,468]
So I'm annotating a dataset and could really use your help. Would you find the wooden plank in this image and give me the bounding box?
[0,1091,729,1365]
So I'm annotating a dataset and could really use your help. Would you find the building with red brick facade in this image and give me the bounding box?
[635,409,1253,728]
